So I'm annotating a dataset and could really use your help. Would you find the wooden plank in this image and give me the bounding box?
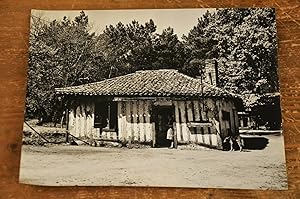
[153,100,172,106]
[117,101,123,140]
[187,122,212,127]
[193,100,201,121]
[90,102,95,138]
[229,102,236,135]
[152,120,156,147]
[186,101,194,142]
[172,119,178,149]
[122,101,127,140]
[208,127,212,146]
[199,100,208,141]
[211,134,217,146]
[232,107,239,135]
[217,100,225,138]
[138,100,145,142]
[132,101,139,141]
[85,102,91,137]
[130,101,135,141]
[200,127,205,144]
[179,101,188,142]
[199,100,206,121]
[75,105,81,137]
[144,101,152,142]
[192,100,200,143]
[203,129,210,145]
[81,104,87,137]
[173,101,182,142]
[68,107,75,136]
[125,101,131,140]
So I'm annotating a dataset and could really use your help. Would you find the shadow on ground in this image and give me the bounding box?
[223,136,269,151]
[242,136,269,150]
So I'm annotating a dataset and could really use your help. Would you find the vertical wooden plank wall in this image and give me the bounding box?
[68,98,239,148]
[117,100,154,143]
[173,99,238,148]
[68,100,95,138]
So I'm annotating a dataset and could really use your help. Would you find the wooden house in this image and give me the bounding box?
[56,69,242,149]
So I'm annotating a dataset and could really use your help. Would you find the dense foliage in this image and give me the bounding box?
[27,9,279,124]
[183,8,278,97]
[27,11,106,123]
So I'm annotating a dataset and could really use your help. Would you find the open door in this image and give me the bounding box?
[153,106,175,148]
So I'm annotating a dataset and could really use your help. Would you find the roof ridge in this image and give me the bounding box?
[135,69,178,73]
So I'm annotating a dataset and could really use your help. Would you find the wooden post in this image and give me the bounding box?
[173,121,178,149]
[151,103,156,147]
[66,109,69,143]
[82,104,87,137]
[138,100,145,142]
[117,101,123,140]
[144,101,152,142]
[125,101,131,140]
[217,100,224,149]
[75,106,81,137]
[107,102,111,129]
[186,101,194,142]
[132,101,138,141]
[174,101,182,143]
[179,101,188,142]
[152,121,156,147]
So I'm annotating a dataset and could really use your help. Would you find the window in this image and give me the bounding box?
[94,102,117,131]
[222,110,230,121]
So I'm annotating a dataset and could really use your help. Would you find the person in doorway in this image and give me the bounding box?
[166,115,174,149]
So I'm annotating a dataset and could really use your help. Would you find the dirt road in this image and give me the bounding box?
[19,134,287,189]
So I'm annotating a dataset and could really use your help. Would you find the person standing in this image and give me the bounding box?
[166,115,174,148]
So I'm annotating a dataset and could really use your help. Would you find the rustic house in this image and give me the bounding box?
[55,68,242,149]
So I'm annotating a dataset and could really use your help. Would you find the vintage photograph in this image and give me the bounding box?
[19,8,287,189]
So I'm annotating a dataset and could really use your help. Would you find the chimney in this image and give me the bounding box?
[203,59,218,87]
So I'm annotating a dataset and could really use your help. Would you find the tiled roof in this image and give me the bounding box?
[55,69,240,99]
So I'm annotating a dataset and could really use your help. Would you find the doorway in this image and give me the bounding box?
[153,106,175,147]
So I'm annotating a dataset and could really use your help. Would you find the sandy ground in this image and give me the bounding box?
[19,134,288,190]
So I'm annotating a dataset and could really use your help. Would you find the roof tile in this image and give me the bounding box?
[55,69,240,99]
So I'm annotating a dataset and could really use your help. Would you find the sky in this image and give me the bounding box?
[31,8,215,39]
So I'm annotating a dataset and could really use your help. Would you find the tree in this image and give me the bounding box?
[27,11,106,124]
[183,8,278,98]
[101,20,157,77]
[215,8,278,97]
[182,11,218,77]
[183,8,280,128]
[100,20,185,77]
[152,27,185,70]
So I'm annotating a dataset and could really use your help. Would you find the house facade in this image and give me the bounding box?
[56,69,242,149]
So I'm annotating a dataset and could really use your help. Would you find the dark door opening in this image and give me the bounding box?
[94,102,118,135]
[153,106,174,147]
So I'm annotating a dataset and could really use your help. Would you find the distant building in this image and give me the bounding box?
[56,69,242,149]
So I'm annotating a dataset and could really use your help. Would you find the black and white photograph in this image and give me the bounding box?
[19,8,287,189]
